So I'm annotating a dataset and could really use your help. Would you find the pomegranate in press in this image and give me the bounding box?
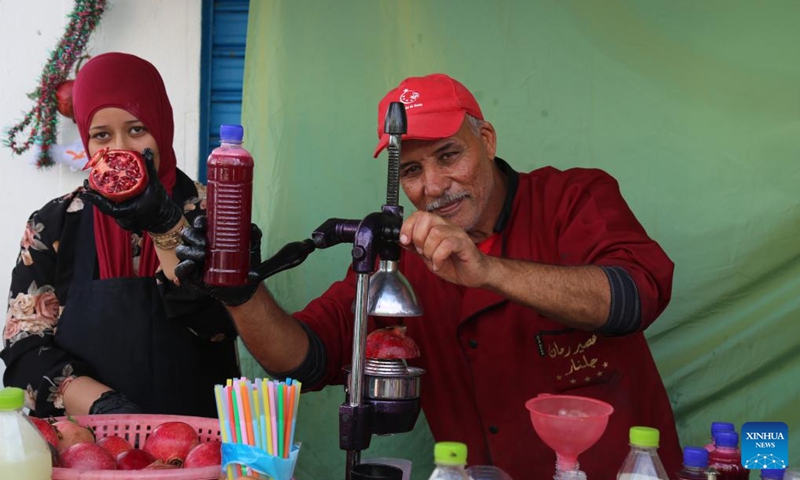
[83,148,148,202]
[365,325,420,359]
[142,421,199,467]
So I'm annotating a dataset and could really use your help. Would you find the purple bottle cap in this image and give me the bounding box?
[220,124,244,142]
[714,431,739,448]
[710,422,735,435]
[683,446,709,468]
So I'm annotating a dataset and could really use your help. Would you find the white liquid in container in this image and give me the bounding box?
[0,387,52,480]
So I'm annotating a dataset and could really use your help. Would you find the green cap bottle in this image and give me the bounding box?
[434,441,468,466]
[629,426,660,448]
[0,387,25,410]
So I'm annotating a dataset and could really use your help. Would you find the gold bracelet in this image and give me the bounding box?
[149,218,187,250]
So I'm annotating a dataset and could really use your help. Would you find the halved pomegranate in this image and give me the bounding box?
[365,325,420,359]
[83,148,148,202]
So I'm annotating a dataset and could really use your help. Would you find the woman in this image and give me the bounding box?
[1,52,241,418]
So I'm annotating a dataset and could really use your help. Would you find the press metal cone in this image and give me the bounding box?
[367,260,423,317]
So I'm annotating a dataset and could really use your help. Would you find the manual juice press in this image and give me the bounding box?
[248,102,424,480]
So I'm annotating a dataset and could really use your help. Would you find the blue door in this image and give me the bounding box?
[199,0,250,182]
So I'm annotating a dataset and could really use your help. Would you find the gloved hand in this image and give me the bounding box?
[80,148,183,234]
[89,391,143,415]
[175,216,262,306]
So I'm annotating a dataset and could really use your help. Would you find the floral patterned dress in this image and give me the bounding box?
[1,170,238,416]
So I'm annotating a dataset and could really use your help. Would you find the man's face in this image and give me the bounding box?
[399,118,498,236]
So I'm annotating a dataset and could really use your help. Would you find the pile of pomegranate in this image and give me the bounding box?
[30,416,221,472]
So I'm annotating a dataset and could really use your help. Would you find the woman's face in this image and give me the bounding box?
[87,107,160,170]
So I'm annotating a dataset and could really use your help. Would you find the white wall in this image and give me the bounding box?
[0,0,203,385]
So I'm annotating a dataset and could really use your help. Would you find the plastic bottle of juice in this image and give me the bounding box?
[704,422,735,452]
[0,387,52,479]
[617,426,670,480]
[205,124,254,286]
[676,446,710,480]
[427,442,471,480]
[708,432,748,480]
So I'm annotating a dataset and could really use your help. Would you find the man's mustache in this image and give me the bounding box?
[426,192,469,212]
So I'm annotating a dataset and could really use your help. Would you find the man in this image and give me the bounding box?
[178,74,682,479]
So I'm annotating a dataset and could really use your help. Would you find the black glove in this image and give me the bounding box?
[89,391,143,415]
[80,148,183,234]
[175,216,262,306]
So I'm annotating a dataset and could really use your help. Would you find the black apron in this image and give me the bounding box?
[54,206,239,417]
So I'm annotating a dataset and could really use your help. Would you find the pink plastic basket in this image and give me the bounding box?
[51,413,222,480]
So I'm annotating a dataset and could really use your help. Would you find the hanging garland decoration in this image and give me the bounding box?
[4,0,106,168]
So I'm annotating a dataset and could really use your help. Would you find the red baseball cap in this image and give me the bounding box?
[373,73,484,158]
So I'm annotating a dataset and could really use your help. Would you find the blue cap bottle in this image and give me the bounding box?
[676,446,709,479]
[705,422,735,451]
[762,469,785,480]
[714,431,739,448]
[684,446,709,468]
[219,124,244,143]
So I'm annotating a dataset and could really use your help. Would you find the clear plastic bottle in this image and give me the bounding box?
[676,446,710,480]
[205,124,254,286]
[704,422,735,452]
[428,441,471,480]
[761,469,785,480]
[708,432,748,480]
[0,387,52,479]
[616,426,670,480]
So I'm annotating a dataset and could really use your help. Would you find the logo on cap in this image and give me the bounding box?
[399,89,420,104]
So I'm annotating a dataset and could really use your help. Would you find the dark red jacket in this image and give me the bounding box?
[296,166,681,479]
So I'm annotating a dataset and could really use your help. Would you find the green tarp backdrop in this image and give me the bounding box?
[239,1,800,478]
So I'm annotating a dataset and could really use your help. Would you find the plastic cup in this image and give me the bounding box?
[351,463,404,480]
[467,465,514,479]
[363,457,411,480]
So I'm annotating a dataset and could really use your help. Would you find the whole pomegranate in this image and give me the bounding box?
[83,147,149,202]
[97,435,133,457]
[142,421,199,467]
[56,80,75,119]
[28,416,59,449]
[116,448,156,470]
[61,442,116,470]
[184,440,222,468]
[365,325,420,359]
[53,418,95,453]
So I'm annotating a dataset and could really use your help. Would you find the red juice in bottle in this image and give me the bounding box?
[708,432,749,480]
[204,124,253,286]
[676,446,710,480]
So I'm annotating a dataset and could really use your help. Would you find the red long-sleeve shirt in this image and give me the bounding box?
[296,165,681,479]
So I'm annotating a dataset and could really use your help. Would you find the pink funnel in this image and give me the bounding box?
[525,394,614,472]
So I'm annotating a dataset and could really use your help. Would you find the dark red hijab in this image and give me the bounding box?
[73,52,178,279]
